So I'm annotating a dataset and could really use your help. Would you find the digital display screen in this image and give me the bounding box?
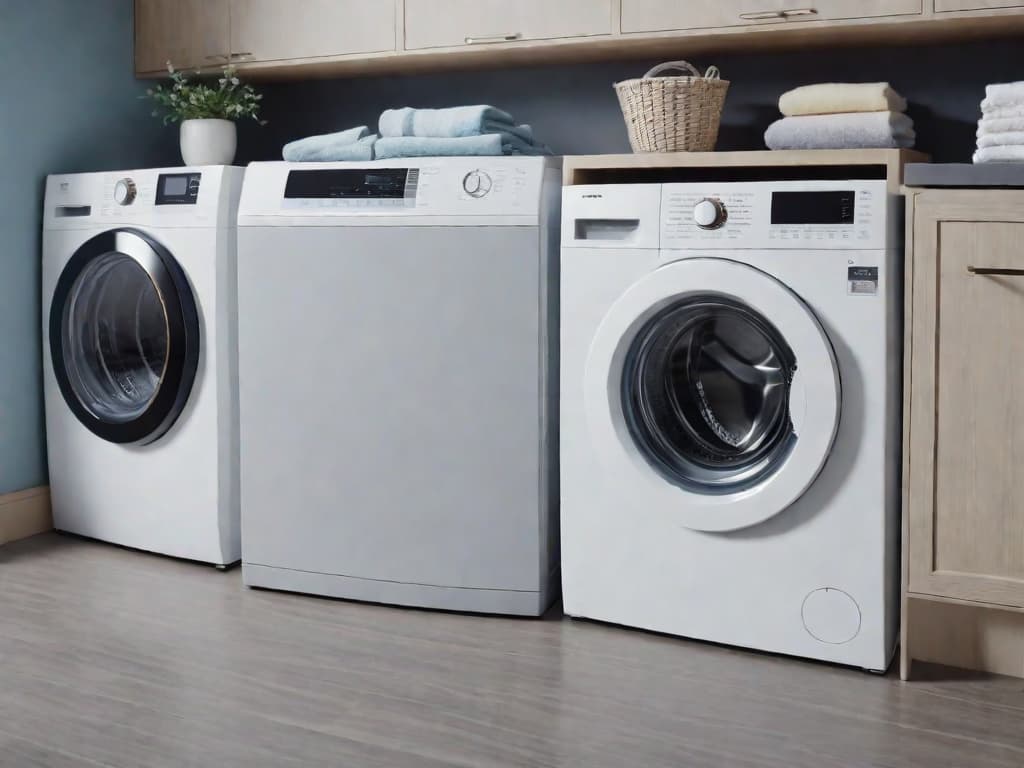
[771,191,855,225]
[156,172,201,205]
[284,169,410,199]
[164,176,188,196]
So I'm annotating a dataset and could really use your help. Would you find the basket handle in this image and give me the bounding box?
[642,61,720,80]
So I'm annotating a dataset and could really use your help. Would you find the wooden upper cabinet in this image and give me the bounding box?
[404,0,613,50]
[229,0,396,62]
[907,191,1024,610]
[621,0,921,33]
[135,0,231,73]
[936,0,1024,11]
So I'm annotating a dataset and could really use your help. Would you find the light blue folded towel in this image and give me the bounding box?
[379,106,518,138]
[374,134,552,160]
[282,126,377,162]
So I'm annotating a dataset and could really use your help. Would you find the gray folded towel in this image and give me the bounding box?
[765,112,915,150]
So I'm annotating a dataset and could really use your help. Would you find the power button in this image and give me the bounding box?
[462,170,492,198]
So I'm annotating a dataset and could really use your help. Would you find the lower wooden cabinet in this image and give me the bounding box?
[903,189,1024,679]
[936,0,1024,11]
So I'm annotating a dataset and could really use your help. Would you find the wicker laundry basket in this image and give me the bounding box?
[615,61,729,153]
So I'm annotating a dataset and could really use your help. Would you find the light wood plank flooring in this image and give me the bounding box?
[1,533,1023,767]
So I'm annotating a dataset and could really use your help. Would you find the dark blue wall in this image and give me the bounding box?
[239,36,1024,164]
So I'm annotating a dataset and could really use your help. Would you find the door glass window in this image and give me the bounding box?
[63,252,168,423]
[623,295,798,493]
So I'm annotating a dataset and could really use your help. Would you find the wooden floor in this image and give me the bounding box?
[2,534,1023,768]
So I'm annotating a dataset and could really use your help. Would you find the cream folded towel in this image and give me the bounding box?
[978,115,1024,134]
[977,131,1024,148]
[765,112,915,150]
[981,82,1024,110]
[974,145,1024,163]
[779,82,908,117]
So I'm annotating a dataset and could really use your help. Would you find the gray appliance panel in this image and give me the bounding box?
[238,225,555,595]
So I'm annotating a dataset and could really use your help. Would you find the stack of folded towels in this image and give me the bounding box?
[282,105,551,162]
[974,82,1024,164]
[764,83,915,151]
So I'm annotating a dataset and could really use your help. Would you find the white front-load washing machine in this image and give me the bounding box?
[561,180,901,670]
[236,158,560,614]
[42,166,244,566]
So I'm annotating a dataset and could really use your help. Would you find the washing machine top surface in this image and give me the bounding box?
[563,179,894,254]
[238,157,558,225]
[44,165,244,231]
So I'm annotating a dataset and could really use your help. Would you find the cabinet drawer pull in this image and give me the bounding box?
[229,52,254,60]
[464,33,522,45]
[967,266,1024,276]
[782,7,819,17]
[739,11,785,19]
[204,53,230,61]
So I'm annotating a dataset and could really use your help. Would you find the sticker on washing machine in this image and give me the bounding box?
[847,266,879,296]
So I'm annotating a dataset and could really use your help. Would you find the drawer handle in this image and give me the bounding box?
[967,266,1024,276]
[782,7,819,17]
[229,51,254,60]
[204,53,230,61]
[739,11,785,19]
[465,33,522,44]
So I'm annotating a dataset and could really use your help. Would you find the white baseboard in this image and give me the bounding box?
[0,486,52,545]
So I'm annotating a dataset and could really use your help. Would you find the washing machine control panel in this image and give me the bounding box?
[661,181,889,250]
[276,160,548,217]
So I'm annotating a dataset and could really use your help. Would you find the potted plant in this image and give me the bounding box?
[146,63,264,166]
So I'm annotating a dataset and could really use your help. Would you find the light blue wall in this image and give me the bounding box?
[0,0,175,494]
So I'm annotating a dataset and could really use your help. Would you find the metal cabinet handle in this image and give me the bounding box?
[782,7,819,17]
[967,266,1024,276]
[229,52,254,60]
[464,33,522,44]
[204,53,230,61]
[739,11,784,19]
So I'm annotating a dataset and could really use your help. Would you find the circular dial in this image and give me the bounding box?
[462,169,493,198]
[693,198,727,230]
[113,178,137,206]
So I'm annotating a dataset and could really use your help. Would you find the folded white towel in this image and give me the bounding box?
[977,131,1024,148]
[778,82,907,117]
[765,112,915,151]
[980,106,1024,120]
[982,82,1024,110]
[974,145,1024,163]
[978,115,1024,134]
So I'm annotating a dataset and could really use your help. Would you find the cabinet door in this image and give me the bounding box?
[405,0,612,50]
[936,1,1024,10]
[907,191,1024,609]
[229,0,396,62]
[622,0,920,33]
[135,0,231,73]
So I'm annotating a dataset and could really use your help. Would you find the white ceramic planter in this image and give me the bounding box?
[179,118,237,166]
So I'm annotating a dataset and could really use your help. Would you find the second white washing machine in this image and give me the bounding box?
[236,158,560,615]
[561,179,901,670]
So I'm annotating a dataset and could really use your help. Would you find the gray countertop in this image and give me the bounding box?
[905,163,1024,188]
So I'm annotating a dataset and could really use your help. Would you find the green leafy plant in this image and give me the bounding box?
[146,63,265,124]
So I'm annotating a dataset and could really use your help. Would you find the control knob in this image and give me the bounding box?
[113,178,137,206]
[693,197,726,230]
[462,169,493,198]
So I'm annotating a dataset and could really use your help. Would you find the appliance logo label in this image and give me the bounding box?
[848,266,878,296]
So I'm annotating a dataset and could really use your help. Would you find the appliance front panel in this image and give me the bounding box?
[237,225,552,592]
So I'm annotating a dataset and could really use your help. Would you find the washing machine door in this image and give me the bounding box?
[585,257,840,532]
[49,228,200,445]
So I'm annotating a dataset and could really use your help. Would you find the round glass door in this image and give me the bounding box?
[584,258,840,532]
[50,228,200,445]
[623,296,798,494]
